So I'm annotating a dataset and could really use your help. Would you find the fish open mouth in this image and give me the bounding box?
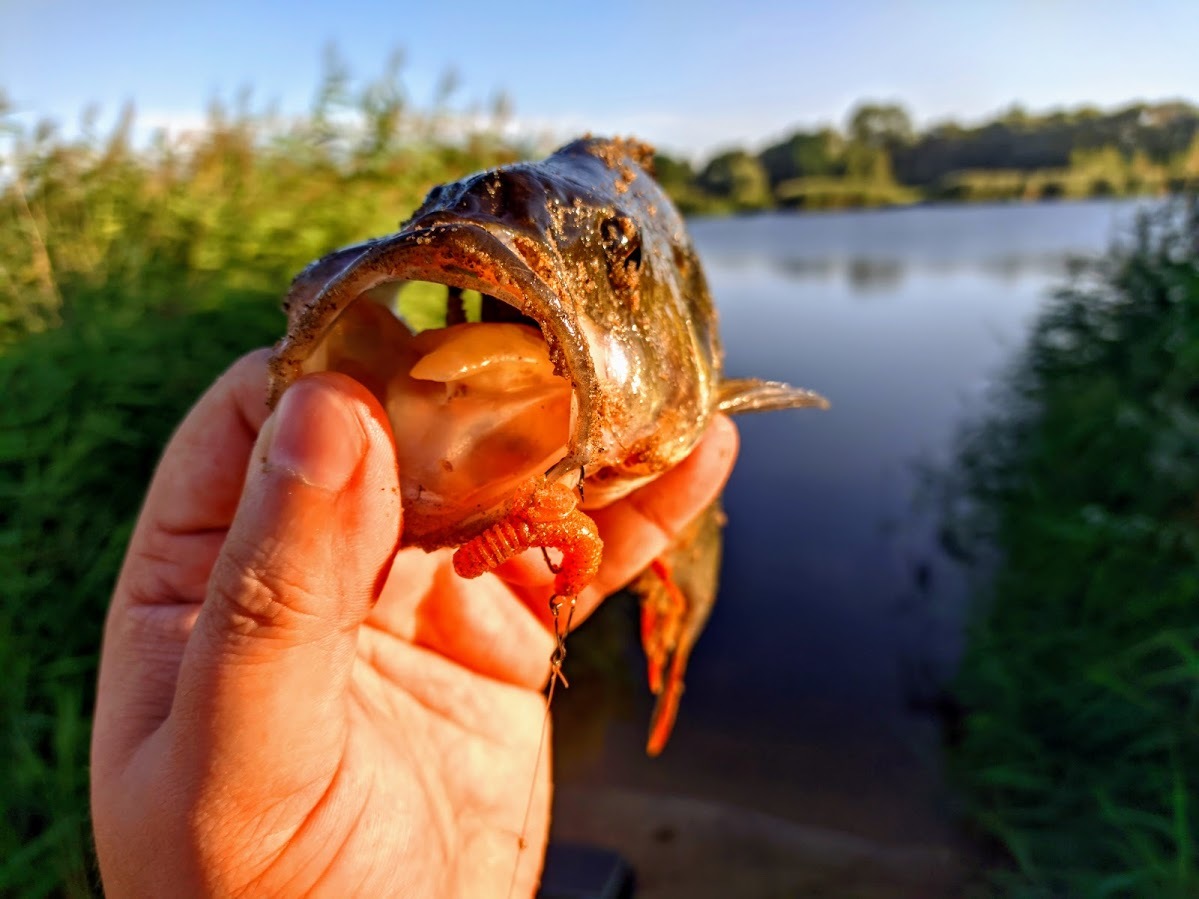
[269,223,594,548]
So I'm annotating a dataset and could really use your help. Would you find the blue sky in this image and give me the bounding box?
[3,0,1197,157]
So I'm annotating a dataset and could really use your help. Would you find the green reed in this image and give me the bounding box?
[0,58,519,895]
[941,199,1199,895]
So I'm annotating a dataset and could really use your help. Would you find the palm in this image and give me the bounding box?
[91,352,737,899]
[323,550,556,897]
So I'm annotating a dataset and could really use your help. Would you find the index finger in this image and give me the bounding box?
[494,415,739,627]
[586,415,739,601]
[118,349,273,609]
[95,349,276,764]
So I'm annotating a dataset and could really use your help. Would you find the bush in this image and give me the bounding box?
[0,298,284,895]
[774,176,918,209]
[0,60,528,894]
[943,200,1199,894]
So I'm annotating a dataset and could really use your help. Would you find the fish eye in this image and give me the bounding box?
[600,215,642,270]
[625,243,642,270]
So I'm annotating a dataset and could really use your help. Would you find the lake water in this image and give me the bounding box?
[553,199,1152,854]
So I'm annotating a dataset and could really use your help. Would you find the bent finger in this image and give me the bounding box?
[118,349,274,612]
[495,415,739,629]
[96,350,275,764]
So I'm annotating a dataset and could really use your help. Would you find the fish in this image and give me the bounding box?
[267,137,827,754]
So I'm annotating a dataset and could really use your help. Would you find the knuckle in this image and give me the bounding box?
[210,532,326,639]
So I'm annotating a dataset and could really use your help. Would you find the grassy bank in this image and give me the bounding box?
[1,299,284,895]
[942,200,1199,895]
[0,72,520,894]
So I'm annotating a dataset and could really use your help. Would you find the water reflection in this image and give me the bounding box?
[846,257,904,294]
[555,199,1147,848]
[694,200,1156,298]
[772,256,837,281]
[765,253,1076,291]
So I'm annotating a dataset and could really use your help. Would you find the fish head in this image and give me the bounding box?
[268,138,721,547]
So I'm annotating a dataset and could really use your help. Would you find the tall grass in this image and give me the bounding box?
[0,53,521,347]
[0,58,520,896]
[942,200,1199,895]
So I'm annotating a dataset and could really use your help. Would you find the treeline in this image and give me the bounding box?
[655,101,1199,213]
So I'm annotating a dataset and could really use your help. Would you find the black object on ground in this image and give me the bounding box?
[537,842,636,899]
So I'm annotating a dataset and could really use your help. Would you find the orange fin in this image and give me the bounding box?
[631,501,725,756]
[641,558,687,698]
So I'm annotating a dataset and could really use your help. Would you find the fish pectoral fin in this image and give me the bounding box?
[633,501,725,756]
[716,377,830,415]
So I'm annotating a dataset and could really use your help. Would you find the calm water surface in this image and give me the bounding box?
[555,199,1150,845]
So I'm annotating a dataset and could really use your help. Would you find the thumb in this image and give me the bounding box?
[169,371,400,786]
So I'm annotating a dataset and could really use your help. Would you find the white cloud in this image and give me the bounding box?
[134,108,210,136]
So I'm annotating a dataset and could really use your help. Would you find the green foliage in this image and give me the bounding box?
[0,298,284,895]
[651,152,727,215]
[897,103,1199,188]
[942,200,1199,894]
[1171,133,1199,185]
[0,58,520,896]
[936,168,1108,203]
[652,151,696,192]
[671,99,1198,215]
[696,149,773,211]
[840,142,895,184]
[757,129,843,187]
[846,101,914,151]
[774,177,917,210]
[936,169,1032,203]
[0,64,521,347]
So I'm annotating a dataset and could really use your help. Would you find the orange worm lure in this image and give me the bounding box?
[452,477,603,600]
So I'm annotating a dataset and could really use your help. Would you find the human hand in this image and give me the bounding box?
[90,350,738,898]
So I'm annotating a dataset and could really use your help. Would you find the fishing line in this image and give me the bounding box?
[506,593,577,899]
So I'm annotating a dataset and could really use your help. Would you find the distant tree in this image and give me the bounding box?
[998,104,1031,128]
[927,120,967,140]
[842,143,894,183]
[847,102,914,150]
[426,66,462,140]
[697,150,772,209]
[652,152,696,190]
[1178,133,1199,178]
[757,129,843,187]
[666,98,1199,209]
[1069,146,1126,173]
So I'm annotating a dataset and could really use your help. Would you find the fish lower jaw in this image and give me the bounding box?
[300,295,577,547]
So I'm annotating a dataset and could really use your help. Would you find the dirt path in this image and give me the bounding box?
[550,786,968,898]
